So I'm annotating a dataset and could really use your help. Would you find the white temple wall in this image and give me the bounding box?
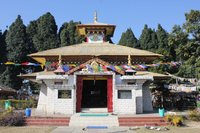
[36,73,153,115]
[135,87,143,114]
[36,84,47,113]
[53,88,74,115]
[45,80,55,115]
[114,75,137,114]
[142,82,153,112]
[114,77,149,114]
[36,76,75,115]
[53,76,75,115]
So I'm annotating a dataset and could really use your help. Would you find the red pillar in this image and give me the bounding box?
[107,76,113,112]
[76,76,83,112]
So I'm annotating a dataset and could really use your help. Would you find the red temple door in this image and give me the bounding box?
[107,76,113,112]
[76,76,83,112]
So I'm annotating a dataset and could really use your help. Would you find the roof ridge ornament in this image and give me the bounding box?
[94,11,98,23]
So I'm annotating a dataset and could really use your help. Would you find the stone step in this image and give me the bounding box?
[69,114,119,127]
[118,117,169,127]
[119,119,165,122]
[119,123,169,126]
[25,117,70,126]
[119,116,164,119]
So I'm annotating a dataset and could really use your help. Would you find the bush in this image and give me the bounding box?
[0,112,25,126]
[172,116,183,126]
[0,99,37,110]
[165,115,184,126]
[165,114,173,122]
[188,110,200,121]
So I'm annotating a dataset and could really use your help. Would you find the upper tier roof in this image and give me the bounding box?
[29,42,162,57]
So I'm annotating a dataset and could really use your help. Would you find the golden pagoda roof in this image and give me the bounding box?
[29,42,162,57]
[77,23,115,37]
[77,11,116,36]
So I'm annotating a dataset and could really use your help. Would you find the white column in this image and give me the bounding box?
[143,82,153,112]
[135,79,146,114]
[45,80,55,115]
[36,83,47,114]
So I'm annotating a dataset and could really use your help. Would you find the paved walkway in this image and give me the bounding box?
[51,127,133,133]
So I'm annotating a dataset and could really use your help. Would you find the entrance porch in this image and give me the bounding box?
[76,74,113,113]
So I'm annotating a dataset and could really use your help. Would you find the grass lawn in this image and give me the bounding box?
[0,121,200,133]
[197,101,200,108]
[0,126,56,133]
[135,127,200,133]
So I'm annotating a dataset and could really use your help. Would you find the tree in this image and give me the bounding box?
[3,15,29,89]
[33,12,59,51]
[26,20,38,53]
[0,30,7,63]
[167,10,200,78]
[59,20,84,46]
[6,15,28,62]
[139,25,154,50]
[184,10,200,40]
[149,29,158,50]
[168,25,188,61]
[0,30,7,85]
[118,28,139,48]
[156,24,168,49]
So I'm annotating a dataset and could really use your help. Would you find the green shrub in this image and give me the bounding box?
[172,116,183,126]
[0,99,37,110]
[0,112,25,126]
[188,110,200,121]
[165,114,173,122]
[197,101,200,108]
[164,115,184,126]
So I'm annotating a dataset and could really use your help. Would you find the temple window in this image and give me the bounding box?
[118,90,132,99]
[54,81,63,85]
[58,90,71,99]
[127,81,136,85]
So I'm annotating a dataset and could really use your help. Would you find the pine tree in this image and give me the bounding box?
[149,30,158,50]
[118,28,139,48]
[156,24,169,50]
[33,12,59,51]
[6,15,28,62]
[59,22,69,45]
[168,25,188,61]
[0,30,7,85]
[139,25,153,50]
[26,20,37,53]
[3,15,29,89]
[59,20,84,46]
[0,30,7,63]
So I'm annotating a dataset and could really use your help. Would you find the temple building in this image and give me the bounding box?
[22,13,169,115]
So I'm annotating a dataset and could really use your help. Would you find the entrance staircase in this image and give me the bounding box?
[118,116,169,126]
[25,116,70,126]
[69,113,119,127]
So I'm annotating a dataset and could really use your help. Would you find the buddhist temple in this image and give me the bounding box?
[21,12,169,115]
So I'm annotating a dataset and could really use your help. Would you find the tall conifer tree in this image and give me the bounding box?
[0,30,7,63]
[156,24,168,48]
[3,15,28,89]
[0,30,7,85]
[118,28,139,48]
[59,21,84,46]
[33,12,59,51]
[26,20,38,53]
[139,25,153,50]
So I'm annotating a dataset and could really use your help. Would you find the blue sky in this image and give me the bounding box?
[0,0,199,43]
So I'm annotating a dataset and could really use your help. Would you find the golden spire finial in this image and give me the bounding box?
[128,55,132,66]
[58,55,62,66]
[94,11,98,23]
